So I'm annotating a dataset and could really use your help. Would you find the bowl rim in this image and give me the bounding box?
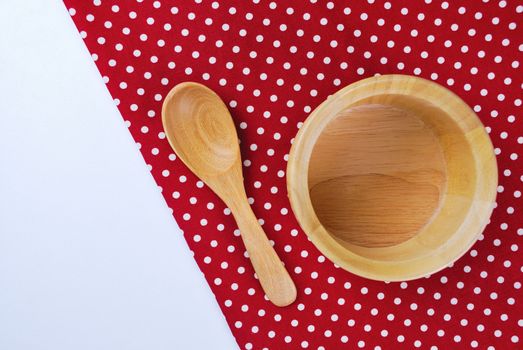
[286,74,498,281]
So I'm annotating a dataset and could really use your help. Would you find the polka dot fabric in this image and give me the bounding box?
[64,0,522,349]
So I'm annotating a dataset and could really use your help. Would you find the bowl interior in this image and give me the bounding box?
[287,75,497,281]
[309,99,451,250]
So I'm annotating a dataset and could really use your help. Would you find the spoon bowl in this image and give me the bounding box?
[162,84,238,177]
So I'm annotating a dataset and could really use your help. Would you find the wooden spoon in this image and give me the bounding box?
[162,82,297,307]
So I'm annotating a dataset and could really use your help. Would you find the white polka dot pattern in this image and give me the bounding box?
[65,0,522,349]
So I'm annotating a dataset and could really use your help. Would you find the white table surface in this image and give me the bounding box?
[0,1,237,349]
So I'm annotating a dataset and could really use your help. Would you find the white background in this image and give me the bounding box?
[0,1,237,349]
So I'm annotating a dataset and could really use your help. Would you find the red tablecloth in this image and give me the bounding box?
[64,1,522,348]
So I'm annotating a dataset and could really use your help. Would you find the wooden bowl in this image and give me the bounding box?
[287,75,497,281]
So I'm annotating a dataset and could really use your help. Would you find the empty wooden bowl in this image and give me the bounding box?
[287,74,497,281]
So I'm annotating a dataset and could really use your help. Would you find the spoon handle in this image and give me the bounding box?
[231,202,297,307]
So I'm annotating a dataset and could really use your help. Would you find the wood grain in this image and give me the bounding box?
[163,82,296,306]
[287,75,497,281]
[309,104,446,248]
